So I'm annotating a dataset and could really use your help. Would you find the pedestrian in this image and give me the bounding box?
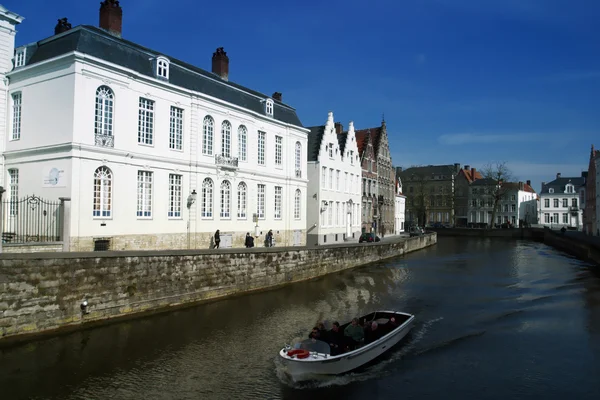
[245,232,254,248]
[213,229,220,249]
[266,230,273,247]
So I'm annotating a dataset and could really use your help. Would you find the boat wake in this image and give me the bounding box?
[274,317,444,389]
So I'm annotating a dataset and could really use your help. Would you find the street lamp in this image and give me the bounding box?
[187,189,197,209]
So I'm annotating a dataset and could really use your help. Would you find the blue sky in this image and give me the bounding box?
[6,0,600,191]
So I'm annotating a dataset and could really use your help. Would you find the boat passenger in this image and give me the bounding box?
[327,321,345,355]
[344,318,364,349]
[383,316,399,334]
[317,321,328,339]
[308,327,321,340]
[365,321,383,344]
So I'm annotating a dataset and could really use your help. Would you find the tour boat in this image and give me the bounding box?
[279,310,415,381]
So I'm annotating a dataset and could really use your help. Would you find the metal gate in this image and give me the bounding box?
[2,195,61,243]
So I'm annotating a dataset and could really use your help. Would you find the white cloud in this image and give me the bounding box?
[438,133,541,145]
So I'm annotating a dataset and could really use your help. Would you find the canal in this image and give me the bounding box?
[1,237,600,399]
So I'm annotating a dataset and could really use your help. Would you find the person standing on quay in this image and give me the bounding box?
[213,230,220,249]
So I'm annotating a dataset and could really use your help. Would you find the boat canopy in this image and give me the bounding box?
[294,339,331,354]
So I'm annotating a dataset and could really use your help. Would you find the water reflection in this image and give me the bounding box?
[1,238,600,400]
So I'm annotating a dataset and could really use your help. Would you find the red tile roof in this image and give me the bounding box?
[459,168,483,183]
[355,127,383,154]
[354,130,370,156]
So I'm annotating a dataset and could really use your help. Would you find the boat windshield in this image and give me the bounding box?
[294,339,331,354]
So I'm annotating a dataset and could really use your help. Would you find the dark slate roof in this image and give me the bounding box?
[306,126,325,162]
[471,178,497,186]
[398,164,460,180]
[14,25,303,127]
[337,132,348,154]
[540,176,586,194]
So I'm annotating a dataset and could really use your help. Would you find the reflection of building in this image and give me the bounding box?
[398,164,461,227]
[305,112,361,245]
[468,179,537,227]
[455,165,482,227]
[394,177,406,234]
[3,2,308,251]
[584,145,599,235]
[539,173,586,230]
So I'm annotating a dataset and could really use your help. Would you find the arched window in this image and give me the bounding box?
[202,178,213,218]
[294,189,301,220]
[265,99,274,116]
[220,180,231,218]
[94,86,114,145]
[221,120,231,158]
[156,57,169,79]
[237,182,247,219]
[295,142,302,178]
[203,116,214,155]
[238,125,247,162]
[93,166,112,217]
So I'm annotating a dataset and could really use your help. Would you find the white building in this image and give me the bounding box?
[394,177,406,234]
[305,112,362,245]
[539,173,586,230]
[468,179,537,227]
[2,2,308,251]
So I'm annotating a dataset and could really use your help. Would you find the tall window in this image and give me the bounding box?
[336,170,340,191]
[203,116,214,155]
[329,169,333,189]
[294,189,301,219]
[275,136,282,165]
[295,142,302,173]
[221,121,231,158]
[8,169,19,216]
[328,201,333,225]
[220,180,231,218]
[136,171,153,217]
[202,178,213,218]
[322,167,327,186]
[237,182,247,218]
[169,106,183,150]
[238,125,247,161]
[137,98,154,145]
[328,143,334,158]
[265,99,274,116]
[93,167,112,217]
[258,131,266,165]
[168,174,182,217]
[157,58,169,79]
[274,186,282,219]
[335,202,340,225]
[15,48,26,67]
[11,93,22,140]
[257,184,265,218]
[94,86,113,140]
[344,172,348,193]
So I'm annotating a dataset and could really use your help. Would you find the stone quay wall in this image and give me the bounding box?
[0,233,436,343]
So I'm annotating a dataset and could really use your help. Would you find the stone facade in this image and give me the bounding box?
[454,165,482,227]
[0,234,436,341]
[356,129,378,233]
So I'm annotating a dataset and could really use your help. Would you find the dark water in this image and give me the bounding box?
[1,238,600,400]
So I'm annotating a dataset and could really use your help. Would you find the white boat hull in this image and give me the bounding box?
[279,311,415,381]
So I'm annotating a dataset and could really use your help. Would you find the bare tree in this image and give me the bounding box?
[480,162,515,229]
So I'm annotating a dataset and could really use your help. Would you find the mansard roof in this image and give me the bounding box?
[540,176,586,194]
[399,164,460,180]
[13,25,303,127]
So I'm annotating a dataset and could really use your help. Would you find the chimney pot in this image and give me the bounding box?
[464,165,470,170]
[272,92,282,102]
[212,47,229,81]
[471,167,476,180]
[526,180,531,186]
[334,122,343,134]
[54,17,72,35]
[99,0,123,37]
[556,172,561,179]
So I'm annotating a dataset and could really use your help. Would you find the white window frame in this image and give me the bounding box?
[329,169,333,190]
[237,182,247,219]
[295,142,301,174]
[336,170,340,191]
[8,169,19,217]
[238,125,247,162]
[275,135,283,166]
[322,167,327,187]
[202,178,214,218]
[137,97,154,146]
[156,57,169,79]
[274,186,282,219]
[168,174,182,218]
[94,86,114,140]
[11,92,22,140]
[203,116,214,155]
[169,106,184,151]
[136,171,153,218]
[265,99,274,116]
[294,189,301,220]
[93,166,112,218]
[258,131,266,165]
[329,143,334,158]
[220,180,231,219]
[221,120,232,158]
[15,48,26,68]
[257,184,266,219]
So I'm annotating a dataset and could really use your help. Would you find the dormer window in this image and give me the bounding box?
[565,184,574,194]
[549,188,554,194]
[265,99,274,117]
[156,56,170,79]
[15,48,26,68]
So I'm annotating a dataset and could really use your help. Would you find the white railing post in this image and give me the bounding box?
[59,197,71,252]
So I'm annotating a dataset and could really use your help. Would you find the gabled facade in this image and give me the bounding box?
[305,112,361,246]
[454,165,482,227]
[584,145,599,235]
[394,177,406,234]
[468,179,537,227]
[539,173,586,230]
[355,129,378,233]
[2,2,309,251]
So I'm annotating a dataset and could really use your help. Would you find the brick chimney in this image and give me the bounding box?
[464,165,470,171]
[471,167,476,180]
[334,122,343,134]
[212,47,229,81]
[526,180,531,186]
[272,92,282,102]
[556,172,561,179]
[54,18,72,35]
[99,0,123,37]
[519,181,524,191]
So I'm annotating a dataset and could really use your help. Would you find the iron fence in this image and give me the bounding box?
[2,195,61,243]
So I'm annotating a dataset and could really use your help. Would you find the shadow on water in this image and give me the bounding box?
[1,237,600,400]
